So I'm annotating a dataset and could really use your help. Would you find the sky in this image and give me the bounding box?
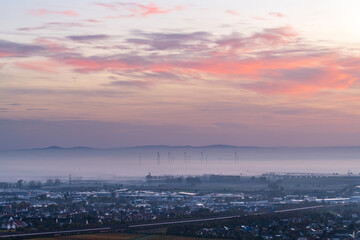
[1,0,360,149]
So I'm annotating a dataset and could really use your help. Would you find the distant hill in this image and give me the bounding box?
[70,146,95,150]
[128,144,241,149]
[42,146,64,150]
[31,144,254,151]
[32,146,94,151]
[13,145,360,151]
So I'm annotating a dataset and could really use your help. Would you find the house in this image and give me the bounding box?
[1,219,27,229]
[13,220,27,228]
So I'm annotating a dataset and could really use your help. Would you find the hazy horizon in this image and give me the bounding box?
[1,145,360,181]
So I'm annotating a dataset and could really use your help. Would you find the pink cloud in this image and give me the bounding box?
[52,50,360,96]
[216,27,297,54]
[0,52,14,58]
[95,3,118,11]
[136,3,184,16]
[35,38,69,53]
[29,9,79,16]
[56,49,359,96]
[15,60,61,73]
[8,25,358,96]
[182,53,328,76]
[225,10,240,16]
[46,25,357,95]
[98,2,184,18]
[179,51,360,95]
[269,12,285,18]
[58,10,79,16]
[86,19,102,23]
[246,66,356,95]
[251,26,296,45]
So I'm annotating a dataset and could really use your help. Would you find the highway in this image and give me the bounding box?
[0,204,335,239]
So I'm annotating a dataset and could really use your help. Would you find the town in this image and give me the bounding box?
[1,173,360,239]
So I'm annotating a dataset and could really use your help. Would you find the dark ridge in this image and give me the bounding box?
[42,146,64,150]
[70,146,95,150]
[28,146,96,151]
[127,145,171,149]
[204,144,242,148]
[126,144,262,149]
[9,145,360,151]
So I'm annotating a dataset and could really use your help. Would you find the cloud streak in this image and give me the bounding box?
[269,12,285,18]
[109,79,153,88]
[35,38,70,53]
[0,39,45,57]
[216,26,297,53]
[29,9,79,16]
[18,22,84,31]
[15,60,61,73]
[96,2,184,18]
[67,34,110,42]
[126,31,211,50]
[225,10,240,16]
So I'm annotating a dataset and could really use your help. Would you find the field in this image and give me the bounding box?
[29,233,229,240]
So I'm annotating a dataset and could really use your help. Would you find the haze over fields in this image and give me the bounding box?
[1,145,360,181]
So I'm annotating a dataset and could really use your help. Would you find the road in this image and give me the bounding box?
[129,205,326,228]
[0,227,112,239]
[0,204,335,239]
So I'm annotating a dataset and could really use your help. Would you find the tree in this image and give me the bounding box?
[17,179,24,188]
[28,181,42,189]
[46,179,54,185]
